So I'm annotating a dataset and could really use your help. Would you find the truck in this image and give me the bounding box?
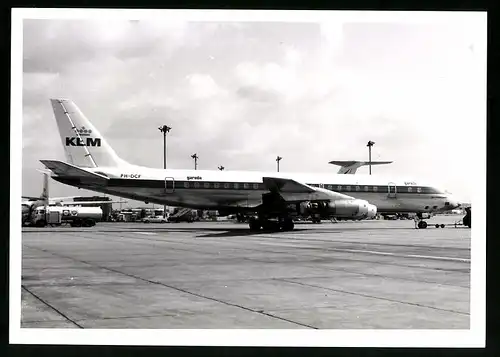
[30,206,102,227]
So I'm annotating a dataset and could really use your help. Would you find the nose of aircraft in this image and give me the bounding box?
[444,195,461,210]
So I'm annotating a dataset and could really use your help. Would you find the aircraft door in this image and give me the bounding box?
[387,182,397,198]
[164,177,175,194]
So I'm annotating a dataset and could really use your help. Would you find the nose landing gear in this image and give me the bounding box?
[414,212,446,229]
[415,219,428,229]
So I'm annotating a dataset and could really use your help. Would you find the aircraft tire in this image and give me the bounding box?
[262,220,278,231]
[249,218,261,231]
[282,218,294,231]
[418,221,428,229]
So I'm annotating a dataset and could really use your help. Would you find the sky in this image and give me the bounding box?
[20,11,486,206]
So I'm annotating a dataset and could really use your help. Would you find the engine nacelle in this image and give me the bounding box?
[327,199,377,219]
[298,199,377,220]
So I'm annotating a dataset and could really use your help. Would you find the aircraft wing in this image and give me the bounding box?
[262,176,354,202]
[262,177,316,194]
[50,195,81,201]
[57,200,125,205]
[40,160,109,183]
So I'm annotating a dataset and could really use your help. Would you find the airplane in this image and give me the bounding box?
[22,172,50,225]
[39,98,461,231]
[22,171,126,225]
[329,160,393,174]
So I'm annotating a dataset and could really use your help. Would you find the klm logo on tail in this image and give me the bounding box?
[65,137,101,147]
[65,126,102,147]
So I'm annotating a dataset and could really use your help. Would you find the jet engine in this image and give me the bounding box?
[327,199,377,219]
[298,199,377,219]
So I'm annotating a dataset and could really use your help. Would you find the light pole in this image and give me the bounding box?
[158,125,171,218]
[218,165,224,171]
[276,156,282,172]
[158,125,171,168]
[191,153,199,170]
[366,140,375,175]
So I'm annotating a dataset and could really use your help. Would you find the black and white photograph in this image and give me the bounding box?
[11,9,486,347]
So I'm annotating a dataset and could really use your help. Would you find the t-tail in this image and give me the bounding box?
[329,160,393,174]
[41,172,49,204]
[50,99,130,168]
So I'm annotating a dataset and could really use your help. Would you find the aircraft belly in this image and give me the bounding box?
[101,187,264,208]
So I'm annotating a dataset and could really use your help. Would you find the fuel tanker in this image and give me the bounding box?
[31,205,102,227]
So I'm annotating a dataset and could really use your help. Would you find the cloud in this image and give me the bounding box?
[185,73,222,99]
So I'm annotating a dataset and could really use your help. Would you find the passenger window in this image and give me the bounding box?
[417,187,422,193]
[234,183,239,189]
[194,182,200,188]
[364,186,369,192]
[373,186,378,192]
[253,183,259,189]
[244,183,249,189]
[184,182,189,188]
[355,186,360,191]
[224,183,230,189]
[204,182,210,188]
[327,185,332,190]
[346,186,351,191]
[337,185,342,191]
[214,182,220,189]
[408,187,412,193]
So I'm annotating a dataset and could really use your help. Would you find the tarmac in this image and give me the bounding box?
[21,215,471,329]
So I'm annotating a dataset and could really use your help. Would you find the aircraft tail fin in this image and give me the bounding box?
[41,173,49,204]
[328,160,393,174]
[50,99,129,168]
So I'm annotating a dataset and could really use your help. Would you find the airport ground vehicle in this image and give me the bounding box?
[168,208,198,223]
[142,215,168,223]
[30,206,102,227]
[41,99,462,232]
[22,172,120,227]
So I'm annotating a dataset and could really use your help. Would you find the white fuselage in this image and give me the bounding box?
[52,164,458,214]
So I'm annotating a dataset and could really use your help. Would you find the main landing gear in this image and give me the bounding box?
[249,216,295,232]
